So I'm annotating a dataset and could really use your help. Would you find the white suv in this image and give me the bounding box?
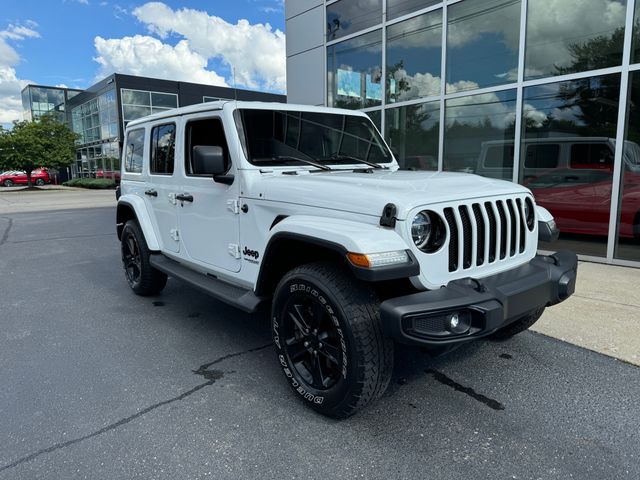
[116,101,577,418]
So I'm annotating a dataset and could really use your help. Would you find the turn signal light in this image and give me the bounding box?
[347,250,410,268]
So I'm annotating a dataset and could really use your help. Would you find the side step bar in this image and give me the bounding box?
[149,254,266,313]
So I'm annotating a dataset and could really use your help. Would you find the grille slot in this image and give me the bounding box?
[444,208,458,272]
[444,197,529,274]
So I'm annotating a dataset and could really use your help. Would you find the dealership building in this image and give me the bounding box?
[21,74,285,181]
[284,0,640,266]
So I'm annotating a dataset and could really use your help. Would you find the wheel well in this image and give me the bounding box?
[255,238,347,297]
[254,236,420,299]
[116,203,137,240]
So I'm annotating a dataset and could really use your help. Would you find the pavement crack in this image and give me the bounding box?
[0,216,13,246]
[426,369,505,411]
[192,343,272,379]
[0,343,272,473]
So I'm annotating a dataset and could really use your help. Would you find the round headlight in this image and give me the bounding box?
[524,197,535,231]
[412,212,432,248]
[411,211,447,253]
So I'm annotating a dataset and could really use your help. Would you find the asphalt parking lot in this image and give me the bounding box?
[1,206,639,479]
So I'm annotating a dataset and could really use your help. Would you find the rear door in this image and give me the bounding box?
[145,121,180,253]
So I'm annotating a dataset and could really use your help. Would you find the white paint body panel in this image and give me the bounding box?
[119,101,547,293]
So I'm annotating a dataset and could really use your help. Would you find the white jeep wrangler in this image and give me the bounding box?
[116,101,577,418]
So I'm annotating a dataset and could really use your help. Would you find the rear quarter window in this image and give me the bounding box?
[124,129,145,173]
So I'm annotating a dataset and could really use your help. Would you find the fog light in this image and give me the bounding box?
[447,311,471,334]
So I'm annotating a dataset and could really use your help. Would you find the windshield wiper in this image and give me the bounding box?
[270,155,333,171]
[326,153,387,169]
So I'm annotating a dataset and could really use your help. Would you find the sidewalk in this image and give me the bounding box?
[532,261,640,366]
[0,186,116,213]
[1,187,637,365]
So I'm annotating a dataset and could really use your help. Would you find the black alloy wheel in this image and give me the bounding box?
[120,220,167,296]
[283,294,344,390]
[122,233,142,287]
[272,262,393,418]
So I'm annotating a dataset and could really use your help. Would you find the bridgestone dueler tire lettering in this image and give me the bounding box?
[121,220,167,296]
[272,262,394,419]
[490,307,545,340]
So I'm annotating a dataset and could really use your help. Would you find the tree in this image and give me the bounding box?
[0,114,78,187]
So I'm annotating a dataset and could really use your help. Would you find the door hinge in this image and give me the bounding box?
[228,243,241,259]
[226,199,240,214]
[170,229,180,241]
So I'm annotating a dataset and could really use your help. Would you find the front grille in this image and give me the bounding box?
[446,198,529,273]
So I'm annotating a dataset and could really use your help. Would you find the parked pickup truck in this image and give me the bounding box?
[116,101,577,418]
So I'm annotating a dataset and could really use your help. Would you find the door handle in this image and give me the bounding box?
[144,189,158,197]
[176,193,194,203]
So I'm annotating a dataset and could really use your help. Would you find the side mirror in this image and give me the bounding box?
[192,145,234,185]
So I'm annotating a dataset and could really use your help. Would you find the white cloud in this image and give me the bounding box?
[130,2,286,91]
[93,35,228,86]
[0,22,38,127]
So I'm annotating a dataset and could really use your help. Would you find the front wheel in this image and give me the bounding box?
[272,262,393,419]
[35,178,45,186]
[120,220,167,296]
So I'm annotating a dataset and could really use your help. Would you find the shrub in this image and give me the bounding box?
[63,178,116,189]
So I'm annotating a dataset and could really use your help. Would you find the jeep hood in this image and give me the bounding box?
[259,170,530,220]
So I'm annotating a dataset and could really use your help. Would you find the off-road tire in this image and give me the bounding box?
[272,262,394,419]
[121,220,167,296]
[490,307,545,340]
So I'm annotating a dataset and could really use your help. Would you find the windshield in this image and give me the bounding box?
[237,109,393,167]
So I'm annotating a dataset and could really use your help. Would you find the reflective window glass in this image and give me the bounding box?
[524,144,560,169]
[446,0,520,93]
[124,129,145,173]
[151,92,178,108]
[327,30,382,109]
[122,89,151,106]
[386,10,442,104]
[521,74,621,257]
[150,124,176,175]
[616,72,640,260]
[327,0,381,41]
[444,89,517,179]
[123,105,152,121]
[385,101,439,170]
[525,0,626,80]
[387,0,440,20]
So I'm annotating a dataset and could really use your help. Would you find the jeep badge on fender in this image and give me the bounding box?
[115,101,577,419]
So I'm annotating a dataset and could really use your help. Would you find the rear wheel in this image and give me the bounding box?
[272,262,393,419]
[3,179,13,187]
[121,220,167,296]
[490,307,545,340]
[35,178,45,186]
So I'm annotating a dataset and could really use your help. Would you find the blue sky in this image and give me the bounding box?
[0,0,286,126]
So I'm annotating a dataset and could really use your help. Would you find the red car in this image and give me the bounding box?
[527,167,640,239]
[96,169,121,180]
[0,169,51,187]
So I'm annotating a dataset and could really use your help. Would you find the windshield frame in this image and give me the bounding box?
[234,108,395,169]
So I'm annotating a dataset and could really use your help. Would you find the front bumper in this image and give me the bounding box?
[380,251,578,347]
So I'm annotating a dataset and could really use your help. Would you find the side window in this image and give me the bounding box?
[150,123,176,175]
[124,129,145,173]
[484,145,515,168]
[570,143,614,170]
[185,118,230,176]
[525,144,560,169]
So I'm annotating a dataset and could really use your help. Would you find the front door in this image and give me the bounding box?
[177,114,241,273]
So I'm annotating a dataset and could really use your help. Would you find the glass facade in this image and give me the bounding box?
[121,89,178,128]
[322,0,640,266]
[21,86,81,123]
[71,89,120,178]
